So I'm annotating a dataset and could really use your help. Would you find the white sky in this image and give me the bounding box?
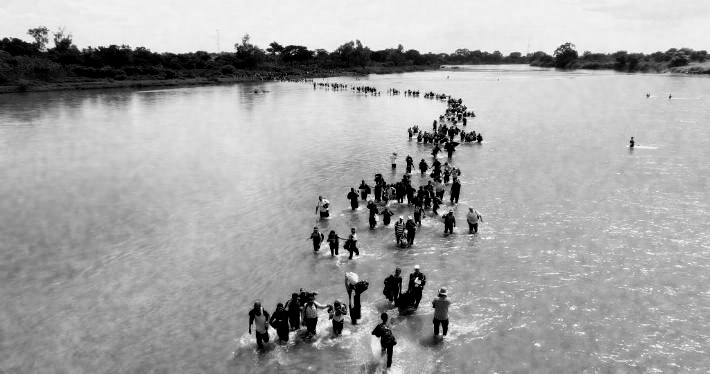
[1,0,708,54]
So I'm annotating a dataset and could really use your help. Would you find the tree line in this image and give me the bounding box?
[1,26,708,85]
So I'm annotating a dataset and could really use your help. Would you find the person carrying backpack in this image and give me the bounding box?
[372,312,397,368]
[307,226,324,252]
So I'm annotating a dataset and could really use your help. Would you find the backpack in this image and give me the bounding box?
[380,325,396,346]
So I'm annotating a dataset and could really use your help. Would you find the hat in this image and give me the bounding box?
[399,216,404,220]
[438,288,448,296]
[414,264,420,270]
[408,215,412,219]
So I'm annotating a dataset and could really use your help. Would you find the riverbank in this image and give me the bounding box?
[668,61,710,74]
[0,65,439,94]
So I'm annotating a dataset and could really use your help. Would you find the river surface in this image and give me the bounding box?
[1,66,709,373]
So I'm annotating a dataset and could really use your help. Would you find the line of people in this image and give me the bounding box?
[262,79,484,368]
[248,266,451,369]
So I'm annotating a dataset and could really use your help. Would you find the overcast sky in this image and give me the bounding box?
[1,0,708,54]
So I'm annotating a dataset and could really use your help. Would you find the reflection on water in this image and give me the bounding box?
[1,67,710,373]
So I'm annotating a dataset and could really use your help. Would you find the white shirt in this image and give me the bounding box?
[317,199,330,213]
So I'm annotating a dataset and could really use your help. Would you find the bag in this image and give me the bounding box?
[380,325,396,346]
[355,280,369,293]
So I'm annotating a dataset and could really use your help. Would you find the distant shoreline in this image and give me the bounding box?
[0,65,439,94]
[2,61,708,95]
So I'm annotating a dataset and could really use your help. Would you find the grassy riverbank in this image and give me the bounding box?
[0,65,439,94]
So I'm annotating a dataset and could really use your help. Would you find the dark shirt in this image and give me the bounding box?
[384,274,402,293]
[347,191,359,201]
[371,323,395,347]
[444,214,456,226]
[269,309,289,330]
[368,203,379,217]
[451,181,461,195]
[408,272,426,291]
[405,219,416,233]
[286,299,301,317]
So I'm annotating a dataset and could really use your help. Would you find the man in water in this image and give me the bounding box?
[394,216,405,246]
[367,200,379,229]
[419,159,428,175]
[302,293,328,338]
[390,152,397,169]
[359,180,371,200]
[345,227,359,259]
[349,280,368,325]
[408,265,426,308]
[269,302,290,342]
[327,300,347,336]
[450,177,461,204]
[432,288,451,337]
[307,226,324,251]
[248,301,270,349]
[347,188,359,210]
[466,207,483,234]
[629,137,635,148]
[383,268,403,305]
[380,205,394,226]
[285,293,301,330]
[443,209,456,234]
[371,312,396,368]
[405,216,417,246]
[315,195,330,219]
[405,155,414,173]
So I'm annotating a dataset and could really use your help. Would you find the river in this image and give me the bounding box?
[1,66,709,373]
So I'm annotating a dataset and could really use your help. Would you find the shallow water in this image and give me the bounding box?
[1,66,709,373]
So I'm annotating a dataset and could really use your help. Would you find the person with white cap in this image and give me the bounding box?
[432,287,451,337]
[408,265,426,308]
[443,209,456,234]
[390,152,398,169]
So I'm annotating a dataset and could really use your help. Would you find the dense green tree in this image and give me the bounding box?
[267,42,284,56]
[281,45,313,63]
[0,37,38,56]
[553,42,578,68]
[234,34,265,69]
